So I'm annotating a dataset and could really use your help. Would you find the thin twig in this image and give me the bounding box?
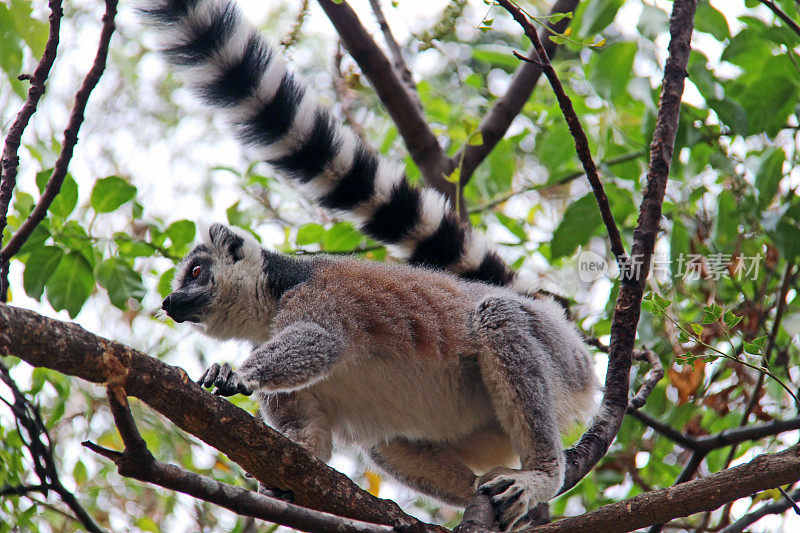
[627,347,664,411]
[719,487,800,533]
[367,0,421,107]
[0,360,106,533]
[496,0,627,267]
[758,0,800,38]
[456,0,579,185]
[0,0,63,300]
[0,0,118,297]
[468,149,646,214]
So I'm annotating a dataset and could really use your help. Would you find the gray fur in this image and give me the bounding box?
[163,224,598,532]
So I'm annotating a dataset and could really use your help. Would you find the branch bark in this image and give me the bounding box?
[0,304,443,532]
[558,0,697,493]
[316,0,457,208]
[531,444,800,532]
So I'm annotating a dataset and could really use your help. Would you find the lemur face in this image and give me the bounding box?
[162,223,272,341]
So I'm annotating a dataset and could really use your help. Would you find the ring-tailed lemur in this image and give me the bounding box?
[144,1,598,530]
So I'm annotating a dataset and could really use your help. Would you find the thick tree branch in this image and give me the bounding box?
[316,0,457,208]
[83,388,392,533]
[557,0,697,493]
[497,0,626,266]
[456,0,579,185]
[530,444,800,532]
[0,0,118,299]
[0,304,442,532]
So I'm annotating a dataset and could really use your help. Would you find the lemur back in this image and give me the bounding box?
[144,1,599,530]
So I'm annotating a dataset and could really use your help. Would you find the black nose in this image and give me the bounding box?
[162,294,172,311]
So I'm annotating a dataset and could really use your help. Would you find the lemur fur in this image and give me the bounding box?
[144,0,599,530]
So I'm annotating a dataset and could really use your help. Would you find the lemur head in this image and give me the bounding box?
[162,223,277,343]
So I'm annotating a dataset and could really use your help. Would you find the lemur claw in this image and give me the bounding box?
[197,362,253,396]
[477,466,546,532]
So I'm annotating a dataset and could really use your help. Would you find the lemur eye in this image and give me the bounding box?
[191,265,202,278]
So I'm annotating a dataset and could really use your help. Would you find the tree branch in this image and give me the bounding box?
[0,0,118,299]
[758,0,800,38]
[83,387,393,533]
[316,0,457,208]
[0,0,63,296]
[368,0,420,104]
[0,304,443,532]
[627,347,664,411]
[497,0,626,266]
[0,360,106,533]
[531,444,800,532]
[457,0,579,185]
[557,0,697,494]
[719,487,800,533]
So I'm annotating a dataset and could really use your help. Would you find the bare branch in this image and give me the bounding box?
[0,0,118,298]
[0,360,106,533]
[720,487,800,533]
[558,0,697,494]
[454,493,494,533]
[628,347,664,411]
[315,0,458,208]
[368,0,420,104]
[758,0,800,38]
[497,0,626,266]
[84,388,393,533]
[0,304,443,532]
[531,444,800,532]
[456,0,579,185]
[0,0,63,279]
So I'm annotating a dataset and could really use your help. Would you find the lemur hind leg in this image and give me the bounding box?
[368,438,477,506]
[474,296,565,532]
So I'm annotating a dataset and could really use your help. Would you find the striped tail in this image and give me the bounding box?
[140,0,523,290]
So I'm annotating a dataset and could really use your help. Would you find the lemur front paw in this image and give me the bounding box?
[477,466,557,532]
[197,362,254,396]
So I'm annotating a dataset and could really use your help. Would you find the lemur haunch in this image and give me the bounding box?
[145,0,598,530]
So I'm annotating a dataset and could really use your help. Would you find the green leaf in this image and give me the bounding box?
[96,258,146,310]
[714,190,738,249]
[157,268,175,299]
[737,76,799,137]
[23,246,63,300]
[45,252,93,318]
[690,323,703,336]
[707,97,748,136]
[495,212,527,242]
[472,46,520,72]
[72,460,87,486]
[636,4,668,41]
[551,194,603,259]
[574,0,623,37]
[723,310,743,329]
[695,3,730,40]
[90,176,137,213]
[296,223,325,246]
[755,148,785,210]
[166,219,196,248]
[35,170,78,218]
[323,223,362,252]
[589,42,636,101]
[700,303,723,324]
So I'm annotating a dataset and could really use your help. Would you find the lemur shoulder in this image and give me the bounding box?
[144,0,598,530]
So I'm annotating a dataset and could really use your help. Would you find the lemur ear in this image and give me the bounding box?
[209,223,246,262]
